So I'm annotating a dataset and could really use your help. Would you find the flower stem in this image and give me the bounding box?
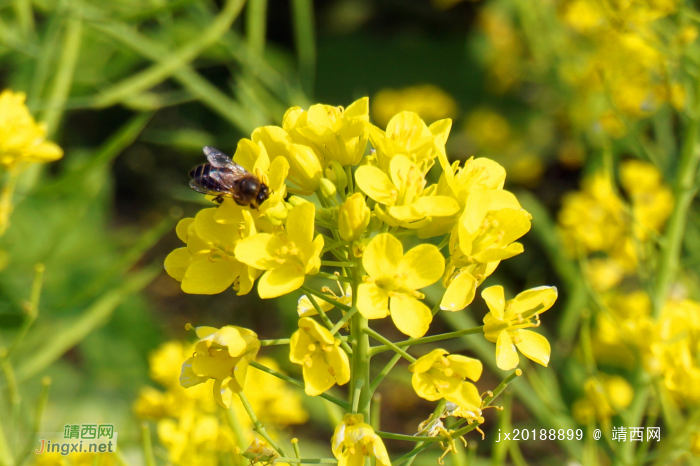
[483,369,522,407]
[238,392,287,457]
[350,315,372,418]
[369,353,401,393]
[275,458,337,464]
[351,379,364,414]
[321,261,355,267]
[141,423,157,466]
[363,327,416,363]
[260,338,291,346]
[301,285,351,311]
[368,327,484,356]
[250,361,350,410]
[330,307,358,335]
[652,109,700,317]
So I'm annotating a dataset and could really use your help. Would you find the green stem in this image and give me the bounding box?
[225,404,247,449]
[369,327,484,356]
[275,458,337,464]
[321,261,355,267]
[249,361,350,410]
[315,272,352,283]
[141,423,156,466]
[245,0,267,54]
[329,307,358,335]
[238,392,287,456]
[375,431,435,442]
[300,285,351,311]
[369,353,401,392]
[350,314,371,419]
[299,286,336,330]
[351,379,364,414]
[1,263,44,364]
[290,0,316,95]
[260,338,291,346]
[0,169,19,238]
[15,376,51,466]
[363,327,416,363]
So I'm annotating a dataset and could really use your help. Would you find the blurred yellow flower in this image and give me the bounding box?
[357,233,445,338]
[290,317,351,396]
[0,89,63,169]
[572,375,633,424]
[409,349,483,411]
[235,202,324,298]
[180,325,260,407]
[464,108,511,151]
[372,85,458,128]
[482,285,557,370]
[164,208,260,295]
[331,414,391,466]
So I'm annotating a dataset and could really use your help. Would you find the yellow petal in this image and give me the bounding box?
[181,259,238,294]
[287,202,315,250]
[509,286,558,316]
[413,196,459,217]
[444,382,482,412]
[179,357,208,388]
[447,355,483,382]
[327,346,351,385]
[408,348,449,374]
[411,372,443,401]
[232,138,266,173]
[303,355,335,396]
[176,218,194,243]
[481,286,505,320]
[390,295,432,338]
[363,233,402,280]
[299,317,336,346]
[515,330,551,367]
[345,97,370,120]
[355,166,396,205]
[496,330,519,371]
[164,248,192,281]
[289,328,312,364]
[235,233,283,269]
[257,266,305,299]
[440,272,477,311]
[398,243,444,290]
[471,242,524,263]
[357,283,390,319]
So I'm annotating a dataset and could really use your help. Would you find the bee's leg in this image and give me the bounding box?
[213,195,224,205]
[234,198,247,206]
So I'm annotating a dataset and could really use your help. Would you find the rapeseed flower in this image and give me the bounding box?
[372,85,457,128]
[331,414,391,466]
[357,233,445,338]
[290,317,351,396]
[409,349,483,411]
[355,154,459,229]
[572,375,633,424]
[0,89,63,169]
[164,208,260,295]
[235,202,324,298]
[338,193,371,242]
[482,285,557,370]
[180,325,260,407]
[283,97,369,167]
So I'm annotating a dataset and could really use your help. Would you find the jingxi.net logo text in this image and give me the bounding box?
[35,424,117,456]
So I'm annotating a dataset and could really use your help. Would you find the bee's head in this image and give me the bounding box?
[256,183,270,207]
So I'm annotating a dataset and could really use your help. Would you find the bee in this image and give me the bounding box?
[189,146,270,208]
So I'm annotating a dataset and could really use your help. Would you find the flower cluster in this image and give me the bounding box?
[165,98,557,465]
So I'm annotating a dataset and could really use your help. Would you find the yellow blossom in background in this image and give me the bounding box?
[0,89,63,169]
[331,414,391,466]
[32,453,117,466]
[164,208,260,295]
[180,325,260,407]
[371,85,458,128]
[357,233,445,338]
[464,107,511,151]
[482,285,557,370]
[572,375,633,424]
[619,159,673,238]
[409,349,483,411]
[290,317,351,396]
[235,202,324,298]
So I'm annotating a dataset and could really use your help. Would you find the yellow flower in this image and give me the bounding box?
[464,107,511,151]
[440,187,531,311]
[619,159,673,239]
[357,233,445,338]
[235,202,324,298]
[290,317,351,396]
[283,97,370,167]
[572,375,633,424]
[368,111,452,174]
[180,325,260,408]
[691,432,700,457]
[338,193,371,242]
[409,349,483,411]
[164,208,260,295]
[213,137,290,225]
[253,125,324,195]
[355,154,459,229]
[298,284,352,318]
[371,85,458,128]
[331,414,391,466]
[481,285,557,370]
[0,89,63,169]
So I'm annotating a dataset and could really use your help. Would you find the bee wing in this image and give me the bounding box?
[203,146,235,168]
[189,179,215,195]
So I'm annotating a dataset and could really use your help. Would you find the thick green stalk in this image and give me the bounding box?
[246,0,267,54]
[141,423,156,466]
[350,314,371,419]
[290,0,316,95]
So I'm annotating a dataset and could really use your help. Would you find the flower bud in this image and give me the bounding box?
[325,160,348,192]
[338,193,370,242]
[319,177,337,198]
[288,144,323,194]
